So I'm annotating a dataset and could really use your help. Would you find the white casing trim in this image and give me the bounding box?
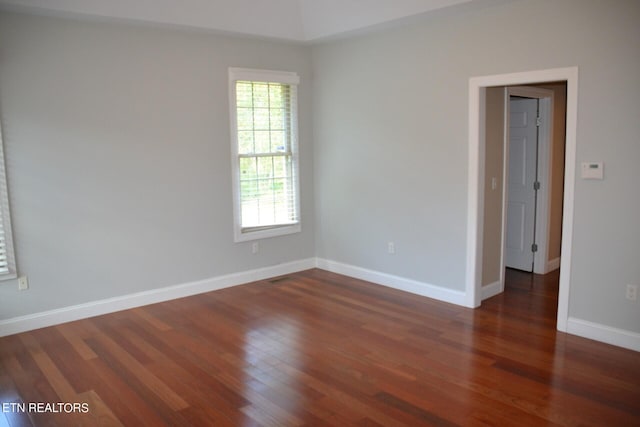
[316,258,466,306]
[567,317,640,352]
[467,66,579,331]
[0,258,316,337]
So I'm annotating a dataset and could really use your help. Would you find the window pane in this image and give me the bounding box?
[237,108,254,130]
[271,131,285,152]
[238,131,254,154]
[242,198,259,226]
[270,108,284,131]
[240,180,258,201]
[239,157,257,181]
[272,177,284,193]
[273,179,291,222]
[236,82,253,107]
[254,108,269,130]
[255,131,270,153]
[273,156,287,178]
[257,157,273,179]
[253,83,269,108]
[260,198,275,224]
[269,84,283,108]
[258,179,273,197]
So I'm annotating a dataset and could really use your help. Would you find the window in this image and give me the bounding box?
[229,68,301,242]
[0,121,16,279]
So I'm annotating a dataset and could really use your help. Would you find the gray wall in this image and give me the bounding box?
[312,0,640,332]
[0,12,314,319]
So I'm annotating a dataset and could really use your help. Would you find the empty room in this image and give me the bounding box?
[0,0,639,425]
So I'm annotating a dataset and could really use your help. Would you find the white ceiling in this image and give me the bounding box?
[0,0,478,42]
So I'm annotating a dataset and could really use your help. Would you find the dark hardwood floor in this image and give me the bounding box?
[1,268,639,426]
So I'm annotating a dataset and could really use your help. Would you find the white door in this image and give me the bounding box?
[505,97,538,272]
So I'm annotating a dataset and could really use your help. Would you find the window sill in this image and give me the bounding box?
[234,223,301,242]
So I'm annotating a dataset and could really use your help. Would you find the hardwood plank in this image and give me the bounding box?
[54,323,98,361]
[130,308,172,332]
[84,334,188,413]
[2,337,64,426]
[75,390,123,427]
[0,268,638,426]
[374,392,460,427]
[27,351,76,403]
[0,367,33,427]
[85,357,169,426]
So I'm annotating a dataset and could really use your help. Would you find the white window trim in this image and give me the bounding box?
[229,67,301,242]
[0,119,17,280]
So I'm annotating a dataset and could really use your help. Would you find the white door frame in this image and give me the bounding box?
[506,87,555,278]
[466,67,578,333]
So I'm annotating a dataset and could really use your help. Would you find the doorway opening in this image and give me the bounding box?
[505,90,552,274]
[500,84,567,320]
[484,84,565,296]
[466,67,578,333]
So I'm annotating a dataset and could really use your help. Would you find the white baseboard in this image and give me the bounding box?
[481,280,502,300]
[316,258,466,306]
[5,257,635,354]
[567,317,640,352]
[0,258,316,338]
[547,257,560,272]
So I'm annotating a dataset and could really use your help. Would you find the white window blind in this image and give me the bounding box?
[0,121,16,279]
[229,68,301,242]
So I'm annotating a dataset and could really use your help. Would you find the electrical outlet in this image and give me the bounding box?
[252,242,259,254]
[18,276,28,291]
[625,284,637,301]
[388,242,395,254]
